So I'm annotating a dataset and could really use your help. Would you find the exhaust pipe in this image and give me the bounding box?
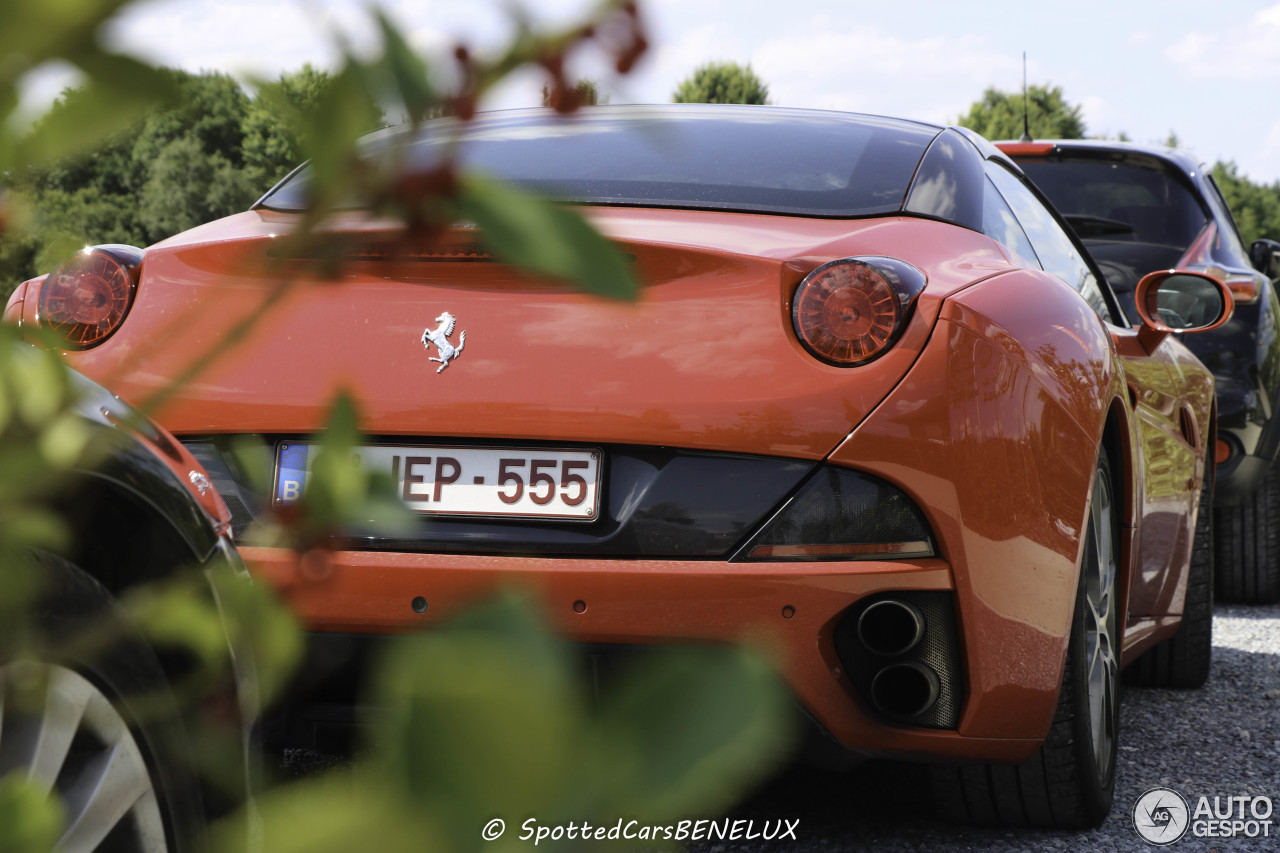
[857,598,925,656]
[870,662,941,719]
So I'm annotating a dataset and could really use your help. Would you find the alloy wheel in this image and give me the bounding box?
[0,660,168,852]
[1083,466,1119,783]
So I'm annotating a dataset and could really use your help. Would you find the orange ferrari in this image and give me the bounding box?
[6,105,1232,828]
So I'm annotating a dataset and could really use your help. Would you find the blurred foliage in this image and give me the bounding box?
[217,595,792,853]
[0,1,794,851]
[671,61,769,105]
[954,83,1086,141]
[0,774,64,853]
[267,4,645,301]
[541,77,607,108]
[255,392,415,553]
[0,327,90,577]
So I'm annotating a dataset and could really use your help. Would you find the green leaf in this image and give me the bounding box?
[11,345,73,428]
[0,772,65,853]
[205,569,304,709]
[0,0,133,70]
[592,646,795,819]
[371,594,583,838]
[225,435,275,494]
[373,10,438,124]
[216,769,430,853]
[125,578,233,680]
[265,393,413,549]
[300,62,382,209]
[36,412,90,468]
[457,175,638,301]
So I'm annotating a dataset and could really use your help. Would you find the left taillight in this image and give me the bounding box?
[791,256,926,366]
[37,245,144,349]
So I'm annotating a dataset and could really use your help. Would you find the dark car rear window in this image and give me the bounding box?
[257,106,940,218]
[1017,155,1208,250]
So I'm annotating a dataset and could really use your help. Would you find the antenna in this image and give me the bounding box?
[1020,52,1032,142]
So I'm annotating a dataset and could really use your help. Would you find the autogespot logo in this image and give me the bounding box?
[1134,787,1190,845]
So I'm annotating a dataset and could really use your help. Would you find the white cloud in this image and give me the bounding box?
[1245,119,1280,181]
[747,27,1017,123]
[1075,94,1118,136]
[645,22,751,103]
[1166,4,1280,80]
[103,1,357,79]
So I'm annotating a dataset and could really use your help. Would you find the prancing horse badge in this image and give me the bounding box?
[422,311,466,373]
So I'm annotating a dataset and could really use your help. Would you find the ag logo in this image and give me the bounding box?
[1134,787,1190,845]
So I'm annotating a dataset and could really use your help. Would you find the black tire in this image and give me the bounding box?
[929,450,1120,828]
[1125,465,1213,688]
[1214,463,1280,603]
[2,552,205,852]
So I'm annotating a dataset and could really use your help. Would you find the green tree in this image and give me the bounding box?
[1212,160,1280,246]
[242,64,336,188]
[0,67,319,291]
[954,83,1086,141]
[131,69,250,173]
[672,61,769,105]
[138,135,255,237]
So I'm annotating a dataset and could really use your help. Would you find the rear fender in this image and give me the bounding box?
[829,270,1127,740]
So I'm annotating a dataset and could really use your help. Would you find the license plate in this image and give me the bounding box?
[274,443,602,520]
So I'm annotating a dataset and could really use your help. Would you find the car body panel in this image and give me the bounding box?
[46,210,1014,460]
[11,106,1219,764]
[827,266,1207,739]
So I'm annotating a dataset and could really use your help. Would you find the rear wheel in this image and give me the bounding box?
[930,450,1119,828]
[1125,464,1213,688]
[4,553,204,851]
[1214,464,1280,603]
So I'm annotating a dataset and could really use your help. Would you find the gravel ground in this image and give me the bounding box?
[696,603,1280,852]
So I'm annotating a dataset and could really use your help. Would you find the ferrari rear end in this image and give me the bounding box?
[5,107,1132,778]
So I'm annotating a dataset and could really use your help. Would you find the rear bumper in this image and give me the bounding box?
[244,546,1041,763]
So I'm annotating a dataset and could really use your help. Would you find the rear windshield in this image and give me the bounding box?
[1017,156,1208,250]
[257,106,940,218]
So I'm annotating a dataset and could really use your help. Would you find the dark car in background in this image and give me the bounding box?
[1001,140,1280,603]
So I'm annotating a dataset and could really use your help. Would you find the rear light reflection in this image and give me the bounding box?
[38,246,143,349]
[1216,439,1232,465]
[791,257,926,367]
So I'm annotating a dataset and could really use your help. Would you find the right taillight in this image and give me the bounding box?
[37,245,144,349]
[791,256,926,366]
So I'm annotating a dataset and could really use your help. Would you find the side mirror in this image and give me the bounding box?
[1250,238,1280,278]
[1134,270,1233,351]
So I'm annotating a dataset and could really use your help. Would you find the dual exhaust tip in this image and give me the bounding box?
[857,598,941,720]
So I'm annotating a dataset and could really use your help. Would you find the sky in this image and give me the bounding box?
[32,0,1280,183]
